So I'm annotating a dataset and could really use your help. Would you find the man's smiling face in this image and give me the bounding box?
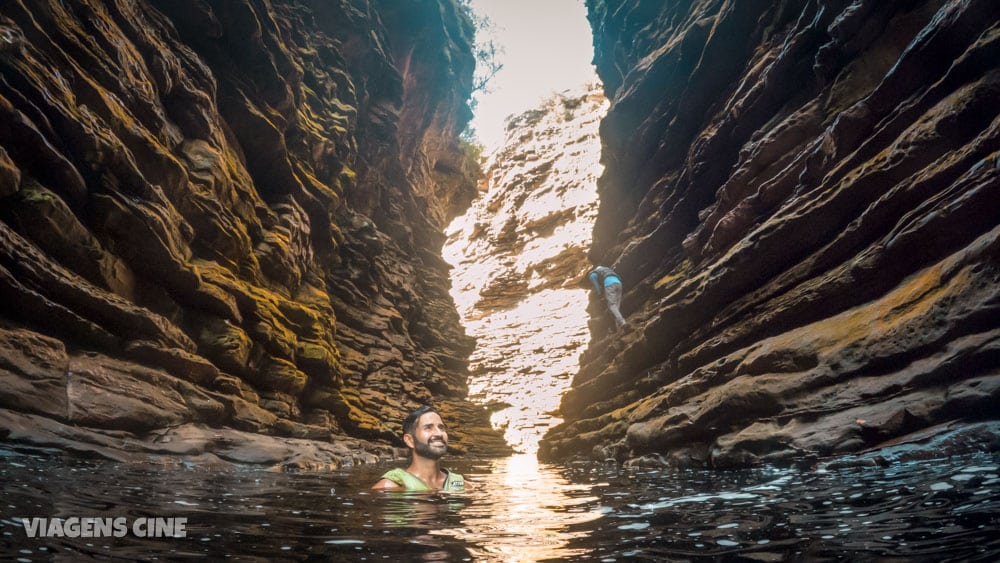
[407,411,449,460]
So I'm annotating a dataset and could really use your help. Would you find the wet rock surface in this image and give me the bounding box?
[0,0,506,466]
[540,0,1000,466]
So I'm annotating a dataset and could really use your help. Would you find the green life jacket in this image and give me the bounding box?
[381,468,465,491]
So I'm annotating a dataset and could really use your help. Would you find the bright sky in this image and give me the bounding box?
[466,0,598,150]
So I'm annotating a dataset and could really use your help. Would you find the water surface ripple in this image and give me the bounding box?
[2,449,998,561]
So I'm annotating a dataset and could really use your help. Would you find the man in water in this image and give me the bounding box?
[588,265,628,330]
[371,405,465,491]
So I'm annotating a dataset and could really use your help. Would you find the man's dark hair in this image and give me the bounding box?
[402,405,438,437]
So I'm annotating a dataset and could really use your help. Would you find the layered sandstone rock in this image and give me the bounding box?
[540,0,1000,467]
[0,0,506,466]
[444,85,607,452]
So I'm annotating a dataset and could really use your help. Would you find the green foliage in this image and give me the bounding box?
[456,0,504,95]
[458,138,484,165]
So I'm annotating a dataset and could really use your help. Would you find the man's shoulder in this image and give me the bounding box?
[372,468,409,490]
[380,468,426,489]
[381,468,409,481]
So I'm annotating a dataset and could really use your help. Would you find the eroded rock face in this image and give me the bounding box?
[0,0,506,465]
[444,86,607,452]
[540,0,1000,467]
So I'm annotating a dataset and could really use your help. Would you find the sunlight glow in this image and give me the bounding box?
[467,0,598,150]
[445,89,607,454]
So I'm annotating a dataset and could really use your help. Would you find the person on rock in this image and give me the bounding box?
[371,405,465,491]
[588,265,628,330]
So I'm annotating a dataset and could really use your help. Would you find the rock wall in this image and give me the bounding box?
[540,0,1000,467]
[444,86,607,453]
[0,0,507,466]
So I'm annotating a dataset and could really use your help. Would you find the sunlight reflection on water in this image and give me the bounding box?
[439,455,602,562]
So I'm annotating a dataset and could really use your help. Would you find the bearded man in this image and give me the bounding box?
[371,405,465,491]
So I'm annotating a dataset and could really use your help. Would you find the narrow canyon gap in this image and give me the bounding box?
[444,86,608,454]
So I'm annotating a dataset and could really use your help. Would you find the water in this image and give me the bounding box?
[2,449,998,561]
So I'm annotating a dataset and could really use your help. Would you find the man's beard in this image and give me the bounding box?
[414,437,447,460]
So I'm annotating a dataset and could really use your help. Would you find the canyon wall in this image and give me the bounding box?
[444,86,607,453]
[0,0,507,466]
[541,0,1000,467]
